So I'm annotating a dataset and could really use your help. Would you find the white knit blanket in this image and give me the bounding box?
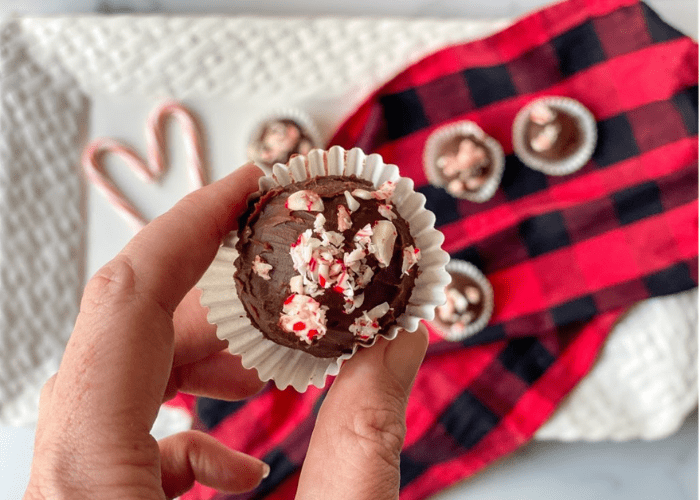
[0,15,695,441]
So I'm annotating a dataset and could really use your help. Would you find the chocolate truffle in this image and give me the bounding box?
[423,121,505,202]
[247,118,317,170]
[234,176,421,358]
[432,260,493,340]
[512,96,597,176]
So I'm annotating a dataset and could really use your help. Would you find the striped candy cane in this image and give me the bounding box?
[82,101,207,232]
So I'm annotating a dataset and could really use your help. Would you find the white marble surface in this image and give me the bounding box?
[0,1,697,499]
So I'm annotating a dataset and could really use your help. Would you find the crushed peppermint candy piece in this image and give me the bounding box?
[465,285,482,304]
[351,188,373,200]
[349,316,379,341]
[344,191,360,212]
[447,179,466,195]
[252,255,273,280]
[356,266,374,288]
[313,213,326,234]
[321,230,344,248]
[530,103,557,125]
[369,220,397,268]
[289,275,304,294]
[344,293,365,314]
[286,190,324,212]
[372,180,396,201]
[344,246,367,268]
[353,223,373,247]
[377,204,397,220]
[401,245,421,275]
[349,301,391,341]
[279,294,328,344]
[531,123,561,152]
[367,302,391,319]
[337,205,352,232]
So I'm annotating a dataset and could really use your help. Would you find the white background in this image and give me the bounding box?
[0,1,697,499]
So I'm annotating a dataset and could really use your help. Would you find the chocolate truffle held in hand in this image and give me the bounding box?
[197,147,450,391]
[234,176,420,358]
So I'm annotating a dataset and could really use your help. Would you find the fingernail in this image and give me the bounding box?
[383,324,429,392]
[261,462,270,480]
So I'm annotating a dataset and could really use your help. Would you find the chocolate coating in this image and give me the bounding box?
[234,176,418,358]
[525,110,583,160]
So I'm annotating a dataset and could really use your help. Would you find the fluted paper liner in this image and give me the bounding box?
[198,146,450,392]
[512,96,597,176]
[431,259,494,342]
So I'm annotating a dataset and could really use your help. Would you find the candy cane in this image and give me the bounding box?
[82,101,207,232]
[146,100,207,188]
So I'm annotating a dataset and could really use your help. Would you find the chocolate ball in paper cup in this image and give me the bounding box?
[423,120,505,202]
[246,109,323,173]
[512,96,597,176]
[431,259,494,342]
[197,146,450,392]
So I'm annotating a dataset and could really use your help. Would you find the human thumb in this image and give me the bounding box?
[296,324,429,500]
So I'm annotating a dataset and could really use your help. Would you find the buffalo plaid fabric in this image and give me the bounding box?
[181,1,698,498]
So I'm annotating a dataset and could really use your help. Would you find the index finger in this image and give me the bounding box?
[123,162,263,313]
[47,163,262,446]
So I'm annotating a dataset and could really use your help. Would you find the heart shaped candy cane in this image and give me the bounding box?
[82,101,207,232]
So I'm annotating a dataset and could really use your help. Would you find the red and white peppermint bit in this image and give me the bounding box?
[372,180,396,201]
[531,123,561,152]
[279,294,328,344]
[401,245,421,275]
[349,302,391,341]
[290,224,363,300]
[321,230,344,248]
[344,246,367,269]
[377,203,397,220]
[344,292,365,314]
[314,213,326,234]
[344,191,360,212]
[369,220,397,268]
[530,103,557,125]
[252,255,273,280]
[337,205,352,232]
[286,190,324,212]
[353,223,374,247]
[81,101,207,232]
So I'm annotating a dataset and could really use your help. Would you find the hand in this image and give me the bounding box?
[24,163,428,500]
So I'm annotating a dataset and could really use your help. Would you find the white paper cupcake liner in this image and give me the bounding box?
[431,259,494,342]
[198,146,451,392]
[512,96,597,176]
[246,108,324,174]
[423,120,505,203]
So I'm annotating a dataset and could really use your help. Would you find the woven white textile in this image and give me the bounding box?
[0,15,695,442]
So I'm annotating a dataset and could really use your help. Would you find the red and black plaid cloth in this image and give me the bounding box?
[181,0,698,498]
